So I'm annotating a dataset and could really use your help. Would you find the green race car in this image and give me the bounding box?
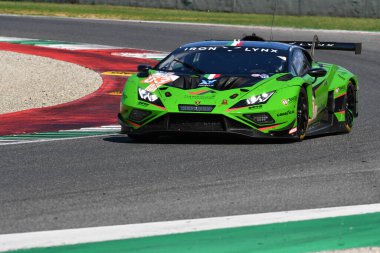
[118,35,361,141]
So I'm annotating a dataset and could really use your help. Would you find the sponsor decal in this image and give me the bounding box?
[143,72,179,92]
[277,110,295,117]
[107,91,122,96]
[184,95,215,100]
[198,74,221,87]
[204,74,221,80]
[249,105,263,110]
[222,99,228,105]
[184,47,217,51]
[288,42,335,47]
[311,96,318,121]
[194,100,201,106]
[251,74,269,79]
[227,40,244,47]
[102,71,136,77]
[199,79,217,87]
[282,96,297,106]
[244,48,278,53]
[179,105,215,112]
[138,101,149,107]
[183,47,279,54]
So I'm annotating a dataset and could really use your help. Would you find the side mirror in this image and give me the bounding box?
[137,64,152,77]
[308,68,327,78]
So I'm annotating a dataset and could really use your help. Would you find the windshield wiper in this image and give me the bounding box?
[173,58,205,76]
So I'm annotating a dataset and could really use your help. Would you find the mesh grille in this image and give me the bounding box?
[168,114,224,131]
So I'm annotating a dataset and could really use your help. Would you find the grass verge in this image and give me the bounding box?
[0,1,379,31]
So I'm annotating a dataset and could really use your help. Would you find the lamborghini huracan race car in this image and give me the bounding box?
[118,35,361,141]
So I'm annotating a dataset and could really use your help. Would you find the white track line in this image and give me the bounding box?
[0,203,379,252]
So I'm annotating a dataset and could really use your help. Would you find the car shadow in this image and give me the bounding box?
[103,133,295,145]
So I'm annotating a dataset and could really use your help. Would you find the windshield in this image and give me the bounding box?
[155,46,289,76]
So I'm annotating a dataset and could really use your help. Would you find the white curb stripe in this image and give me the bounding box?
[111,52,168,59]
[0,126,121,146]
[39,44,123,50]
[59,125,121,132]
[0,37,122,50]
[0,133,119,146]
[97,125,121,128]
[0,203,379,252]
[0,36,34,41]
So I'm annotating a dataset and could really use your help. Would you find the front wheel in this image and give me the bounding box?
[296,87,309,141]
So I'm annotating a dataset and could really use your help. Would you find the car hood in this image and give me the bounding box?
[134,71,292,109]
[165,73,273,90]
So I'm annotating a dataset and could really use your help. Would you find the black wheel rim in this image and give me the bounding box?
[297,91,308,137]
[346,85,355,128]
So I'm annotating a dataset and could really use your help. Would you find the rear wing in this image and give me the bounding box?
[278,41,362,55]
[241,33,362,55]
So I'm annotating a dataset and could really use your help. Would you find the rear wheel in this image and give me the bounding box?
[296,87,309,141]
[343,82,355,133]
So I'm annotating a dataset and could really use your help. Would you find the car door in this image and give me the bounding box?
[290,48,328,116]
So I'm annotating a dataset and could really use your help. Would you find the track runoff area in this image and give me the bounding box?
[0,36,379,252]
[0,36,166,145]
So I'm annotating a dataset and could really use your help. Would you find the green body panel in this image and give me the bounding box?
[120,60,358,136]
[120,70,304,134]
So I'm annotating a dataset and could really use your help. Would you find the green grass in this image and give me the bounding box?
[0,1,379,31]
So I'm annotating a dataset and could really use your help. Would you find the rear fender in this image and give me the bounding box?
[329,68,359,116]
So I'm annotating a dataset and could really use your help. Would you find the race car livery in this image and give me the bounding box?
[118,36,360,141]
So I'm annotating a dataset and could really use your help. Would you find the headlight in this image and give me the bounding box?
[138,88,158,102]
[246,91,275,105]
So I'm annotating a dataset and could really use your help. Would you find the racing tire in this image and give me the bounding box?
[342,82,355,133]
[296,86,309,141]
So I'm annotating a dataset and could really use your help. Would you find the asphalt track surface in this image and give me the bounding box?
[0,15,380,234]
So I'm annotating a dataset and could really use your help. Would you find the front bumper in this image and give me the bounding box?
[118,113,295,139]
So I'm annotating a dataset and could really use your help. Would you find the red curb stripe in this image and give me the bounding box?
[0,42,159,135]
